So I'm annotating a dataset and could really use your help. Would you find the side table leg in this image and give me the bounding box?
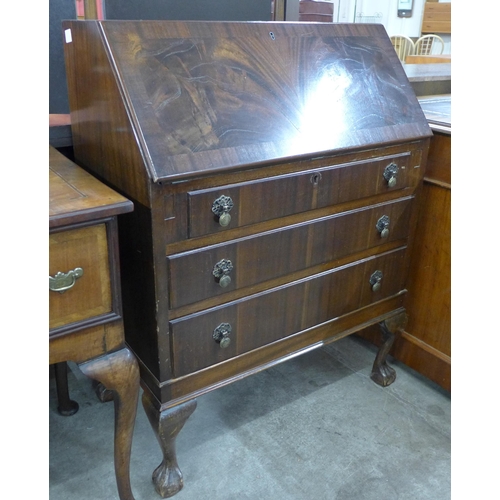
[79,348,140,500]
[93,380,115,403]
[370,313,407,387]
[142,391,197,498]
[54,362,79,416]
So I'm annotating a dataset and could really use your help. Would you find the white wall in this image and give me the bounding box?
[288,0,451,53]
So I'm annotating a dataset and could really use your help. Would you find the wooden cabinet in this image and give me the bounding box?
[402,132,450,389]
[421,2,452,34]
[359,96,451,391]
[49,146,139,500]
[63,21,431,497]
[392,97,451,391]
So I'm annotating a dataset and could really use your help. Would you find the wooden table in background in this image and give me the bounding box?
[49,145,139,500]
[405,54,451,64]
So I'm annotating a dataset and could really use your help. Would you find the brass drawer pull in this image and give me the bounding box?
[383,163,399,188]
[49,267,84,294]
[369,270,383,292]
[376,215,390,238]
[213,323,232,348]
[213,259,233,288]
[212,195,234,227]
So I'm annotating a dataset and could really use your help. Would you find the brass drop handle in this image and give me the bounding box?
[212,195,234,227]
[369,270,383,292]
[376,215,390,238]
[383,163,399,188]
[49,267,84,294]
[213,259,233,288]
[213,323,232,348]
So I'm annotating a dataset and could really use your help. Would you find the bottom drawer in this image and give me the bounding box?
[170,247,407,377]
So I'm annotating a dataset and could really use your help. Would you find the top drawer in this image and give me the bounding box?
[49,224,112,331]
[188,151,417,238]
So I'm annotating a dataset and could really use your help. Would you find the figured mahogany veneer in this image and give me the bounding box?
[63,21,431,497]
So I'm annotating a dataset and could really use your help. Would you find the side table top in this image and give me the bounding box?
[49,145,133,229]
[418,95,451,134]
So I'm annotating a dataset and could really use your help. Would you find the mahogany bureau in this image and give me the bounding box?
[49,145,139,500]
[62,21,432,497]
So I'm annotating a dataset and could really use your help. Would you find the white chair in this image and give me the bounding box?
[390,35,415,62]
[415,34,445,55]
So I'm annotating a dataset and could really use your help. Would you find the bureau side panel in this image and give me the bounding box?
[63,20,152,206]
[116,202,171,381]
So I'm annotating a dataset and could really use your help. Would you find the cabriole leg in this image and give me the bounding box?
[142,391,197,498]
[79,348,140,500]
[54,361,79,416]
[370,313,407,387]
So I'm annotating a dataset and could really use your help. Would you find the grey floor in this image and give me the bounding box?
[49,335,451,500]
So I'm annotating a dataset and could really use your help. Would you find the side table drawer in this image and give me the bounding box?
[49,224,112,331]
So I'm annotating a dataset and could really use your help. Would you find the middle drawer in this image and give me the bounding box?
[167,197,412,309]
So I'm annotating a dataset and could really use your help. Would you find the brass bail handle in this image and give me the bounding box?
[383,163,399,188]
[49,267,84,293]
[212,195,234,227]
[213,323,232,348]
[213,259,233,288]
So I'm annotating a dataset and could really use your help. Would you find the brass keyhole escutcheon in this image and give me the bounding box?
[369,270,383,292]
[376,215,390,239]
[213,323,232,348]
[212,195,234,227]
[310,172,322,186]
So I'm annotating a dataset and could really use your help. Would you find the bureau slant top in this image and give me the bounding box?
[49,145,133,229]
[62,21,432,183]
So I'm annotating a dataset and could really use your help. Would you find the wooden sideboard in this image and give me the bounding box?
[49,145,139,500]
[421,2,451,34]
[63,21,431,497]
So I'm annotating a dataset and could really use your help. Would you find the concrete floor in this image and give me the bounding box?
[49,335,451,500]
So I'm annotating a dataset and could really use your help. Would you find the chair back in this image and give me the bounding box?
[390,35,415,62]
[415,34,445,55]
[299,0,334,22]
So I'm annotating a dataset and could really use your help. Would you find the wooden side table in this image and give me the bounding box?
[49,145,139,500]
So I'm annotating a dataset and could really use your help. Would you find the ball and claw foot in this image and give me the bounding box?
[371,361,397,387]
[152,461,184,498]
[370,313,407,387]
[142,393,198,498]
